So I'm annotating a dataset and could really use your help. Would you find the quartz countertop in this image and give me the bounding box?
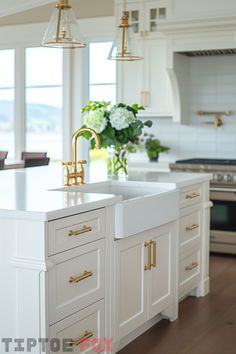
[0,166,122,221]
[0,165,212,221]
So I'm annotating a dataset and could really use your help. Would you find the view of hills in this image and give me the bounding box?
[0,100,61,132]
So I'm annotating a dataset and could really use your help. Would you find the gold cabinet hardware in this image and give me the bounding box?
[68,225,92,237]
[69,330,93,346]
[185,262,198,271]
[144,241,151,271]
[186,224,199,231]
[185,192,200,199]
[69,270,93,283]
[150,240,157,268]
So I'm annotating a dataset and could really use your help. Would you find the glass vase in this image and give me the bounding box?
[107,147,128,180]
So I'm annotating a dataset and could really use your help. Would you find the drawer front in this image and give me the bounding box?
[179,247,201,296]
[49,300,105,354]
[48,208,105,256]
[180,208,201,248]
[49,239,105,324]
[180,184,202,209]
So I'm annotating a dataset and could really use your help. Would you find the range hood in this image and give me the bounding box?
[159,19,236,123]
[178,49,236,57]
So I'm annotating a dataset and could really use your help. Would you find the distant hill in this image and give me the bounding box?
[0,100,61,132]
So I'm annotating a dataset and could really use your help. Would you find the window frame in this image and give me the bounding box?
[0,41,70,160]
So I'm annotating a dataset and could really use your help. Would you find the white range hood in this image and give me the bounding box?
[158,17,236,123]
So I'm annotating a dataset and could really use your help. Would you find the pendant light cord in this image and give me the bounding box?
[124,0,127,13]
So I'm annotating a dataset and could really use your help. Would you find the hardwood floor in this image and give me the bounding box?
[118,254,236,354]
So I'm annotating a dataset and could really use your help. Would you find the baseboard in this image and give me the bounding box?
[115,314,163,352]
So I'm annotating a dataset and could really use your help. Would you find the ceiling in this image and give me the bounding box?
[0,0,114,26]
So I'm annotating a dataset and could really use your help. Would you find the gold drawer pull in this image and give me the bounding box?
[185,262,199,271]
[185,192,200,199]
[70,330,93,346]
[186,224,199,231]
[144,241,151,271]
[150,240,156,268]
[68,225,92,237]
[69,270,93,283]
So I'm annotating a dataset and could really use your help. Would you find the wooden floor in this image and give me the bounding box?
[118,254,236,354]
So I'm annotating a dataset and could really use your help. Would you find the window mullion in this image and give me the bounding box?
[15,47,25,160]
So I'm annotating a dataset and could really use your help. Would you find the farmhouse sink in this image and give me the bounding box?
[53,181,179,238]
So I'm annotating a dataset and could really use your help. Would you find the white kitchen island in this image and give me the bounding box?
[0,166,212,354]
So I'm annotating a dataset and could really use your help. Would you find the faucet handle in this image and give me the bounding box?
[62,161,73,186]
[78,160,87,166]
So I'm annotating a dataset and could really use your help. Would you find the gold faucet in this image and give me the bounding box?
[197,110,231,128]
[63,127,101,186]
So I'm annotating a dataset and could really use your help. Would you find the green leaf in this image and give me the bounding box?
[144,120,153,128]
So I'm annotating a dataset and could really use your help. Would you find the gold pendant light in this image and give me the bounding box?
[41,0,86,49]
[108,0,143,61]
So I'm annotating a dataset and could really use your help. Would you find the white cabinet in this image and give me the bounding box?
[116,0,172,117]
[117,37,173,117]
[178,182,211,300]
[114,222,177,340]
[115,0,168,37]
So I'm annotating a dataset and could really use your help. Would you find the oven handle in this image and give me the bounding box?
[210,188,236,202]
[210,187,236,192]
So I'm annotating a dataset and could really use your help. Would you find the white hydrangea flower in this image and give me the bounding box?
[84,110,107,133]
[109,107,135,130]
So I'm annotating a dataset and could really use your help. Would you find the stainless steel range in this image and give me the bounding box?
[170,158,236,255]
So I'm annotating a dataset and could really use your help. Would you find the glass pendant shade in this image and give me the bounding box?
[41,0,86,49]
[108,13,143,61]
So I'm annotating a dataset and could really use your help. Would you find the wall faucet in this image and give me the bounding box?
[63,127,101,186]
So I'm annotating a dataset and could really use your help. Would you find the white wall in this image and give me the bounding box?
[137,54,236,163]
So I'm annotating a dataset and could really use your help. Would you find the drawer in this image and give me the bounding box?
[180,184,202,209]
[179,247,201,296]
[49,300,105,354]
[180,207,201,248]
[48,208,105,256]
[48,239,105,324]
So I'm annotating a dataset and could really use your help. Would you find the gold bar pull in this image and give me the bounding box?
[185,192,200,199]
[185,262,199,271]
[70,330,93,346]
[144,241,151,271]
[69,270,93,283]
[68,225,92,237]
[150,240,157,268]
[186,224,199,231]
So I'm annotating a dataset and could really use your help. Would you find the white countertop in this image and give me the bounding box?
[0,165,212,221]
[0,166,122,221]
[128,170,212,188]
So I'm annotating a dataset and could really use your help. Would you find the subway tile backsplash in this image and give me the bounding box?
[135,55,236,163]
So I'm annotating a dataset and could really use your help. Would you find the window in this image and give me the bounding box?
[0,49,15,157]
[88,42,116,179]
[89,42,116,104]
[25,47,63,160]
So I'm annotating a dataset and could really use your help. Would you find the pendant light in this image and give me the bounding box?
[41,0,86,49]
[108,0,143,61]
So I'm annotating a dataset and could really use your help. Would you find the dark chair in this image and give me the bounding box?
[0,159,4,170]
[21,152,47,160]
[0,151,8,160]
[24,157,50,168]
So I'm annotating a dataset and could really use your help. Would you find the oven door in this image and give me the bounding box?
[210,188,236,254]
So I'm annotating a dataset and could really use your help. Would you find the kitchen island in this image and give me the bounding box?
[0,166,212,354]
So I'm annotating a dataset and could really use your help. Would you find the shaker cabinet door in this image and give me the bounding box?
[114,234,147,340]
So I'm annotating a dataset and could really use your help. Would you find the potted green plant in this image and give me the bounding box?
[143,133,170,162]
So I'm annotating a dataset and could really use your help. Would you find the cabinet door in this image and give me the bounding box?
[145,0,168,35]
[143,38,173,116]
[116,2,145,36]
[114,234,147,340]
[147,225,172,319]
[116,40,144,105]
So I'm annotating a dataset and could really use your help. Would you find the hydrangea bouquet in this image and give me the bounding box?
[81,101,152,177]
